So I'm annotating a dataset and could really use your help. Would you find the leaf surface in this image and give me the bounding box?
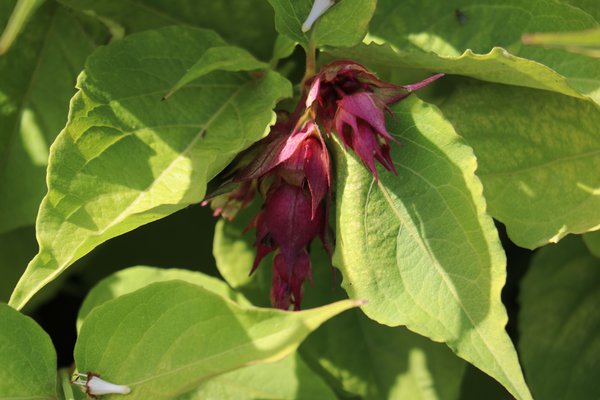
[362,0,600,104]
[164,45,269,99]
[77,266,251,331]
[0,303,56,398]
[74,280,357,399]
[9,26,292,310]
[519,236,600,400]
[178,353,336,400]
[57,0,277,60]
[439,81,600,248]
[333,96,531,399]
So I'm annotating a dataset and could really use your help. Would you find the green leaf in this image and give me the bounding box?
[365,0,600,105]
[214,206,467,399]
[9,26,292,310]
[74,280,358,399]
[329,42,590,103]
[57,0,277,60]
[164,45,269,99]
[77,266,252,331]
[267,0,376,48]
[77,266,336,399]
[303,310,467,399]
[519,236,600,400]
[0,0,44,54]
[583,231,600,258]
[213,202,272,306]
[439,81,600,249]
[271,34,297,66]
[333,96,531,399]
[178,353,336,400]
[0,303,56,398]
[0,2,105,234]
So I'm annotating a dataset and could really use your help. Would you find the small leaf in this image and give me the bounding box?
[0,303,56,398]
[77,266,252,331]
[267,0,376,48]
[74,280,358,399]
[178,353,336,400]
[333,96,531,399]
[439,81,600,249]
[9,26,292,310]
[519,236,600,400]
[271,34,297,65]
[164,46,269,99]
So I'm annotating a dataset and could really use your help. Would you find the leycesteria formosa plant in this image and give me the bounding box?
[2,0,597,398]
[207,60,443,309]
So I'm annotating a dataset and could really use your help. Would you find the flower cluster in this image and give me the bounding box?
[206,61,442,309]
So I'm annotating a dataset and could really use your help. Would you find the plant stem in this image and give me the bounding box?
[301,39,317,88]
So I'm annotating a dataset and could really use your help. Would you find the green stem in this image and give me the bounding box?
[59,369,76,400]
[301,39,317,88]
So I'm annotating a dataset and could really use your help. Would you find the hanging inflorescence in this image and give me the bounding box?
[206,60,443,310]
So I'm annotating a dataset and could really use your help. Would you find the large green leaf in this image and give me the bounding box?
[74,280,358,399]
[519,236,600,400]
[57,0,277,60]
[214,205,468,399]
[329,42,590,103]
[178,353,336,400]
[77,266,251,330]
[439,81,600,249]
[0,303,56,398]
[77,266,335,399]
[364,0,600,105]
[0,1,105,234]
[333,96,531,399]
[267,0,376,48]
[9,26,292,310]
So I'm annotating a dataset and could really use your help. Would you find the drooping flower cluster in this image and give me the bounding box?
[206,61,442,310]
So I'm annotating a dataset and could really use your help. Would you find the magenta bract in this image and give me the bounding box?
[307,60,443,178]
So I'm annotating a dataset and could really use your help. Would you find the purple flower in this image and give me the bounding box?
[234,120,331,309]
[306,60,443,178]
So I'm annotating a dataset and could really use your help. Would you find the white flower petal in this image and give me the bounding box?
[87,376,131,395]
[302,0,335,32]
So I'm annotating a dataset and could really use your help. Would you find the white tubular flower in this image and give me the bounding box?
[302,0,335,32]
[73,372,131,396]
